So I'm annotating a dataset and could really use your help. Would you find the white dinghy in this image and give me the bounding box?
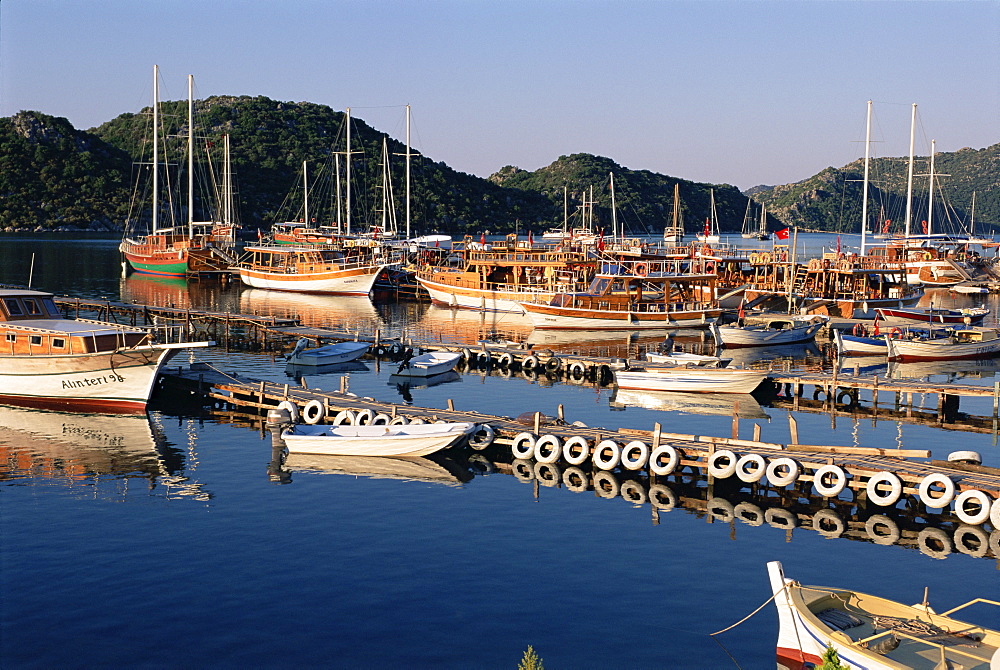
[286,338,369,366]
[281,421,477,457]
[613,367,767,394]
[394,351,463,377]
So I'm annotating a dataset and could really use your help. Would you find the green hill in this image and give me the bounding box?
[749,143,999,234]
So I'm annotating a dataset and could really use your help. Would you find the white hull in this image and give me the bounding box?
[0,343,205,412]
[393,352,462,377]
[614,367,766,393]
[287,342,369,366]
[239,266,382,295]
[281,422,476,457]
[713,319,826,348]
[833,328,887,355]
[418,278,555,313]
[886,334,1000,361]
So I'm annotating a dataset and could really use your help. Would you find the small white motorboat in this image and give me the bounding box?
[885,326,1000,361]
[613,367,767,394]
[281,421,477,457]
[768,560,999,670]
[643,351,731,367]
[833,326,888,356]
[394,351,463,377]
[285,339,369,366]
[713,315,828,348]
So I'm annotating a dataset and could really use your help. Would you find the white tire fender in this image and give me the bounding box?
[953,489,992,526]
[735,454,767,483]
[866,471,903,507]
[592,439,621,470]
[302,400,325,425]
[621,440,649,471]
[649,445,680,476]
[813,464,848,497]
[511,432,536,460]
[707,449,738,479]
[533,434,563,464]
[562,436,590,466]
[918,473,956,509]
[766,457,800,487]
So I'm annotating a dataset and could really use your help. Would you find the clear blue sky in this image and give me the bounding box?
[1,0,997,190]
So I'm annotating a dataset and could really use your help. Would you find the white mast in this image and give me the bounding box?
[971,191,977,236]
[335,154,342,230]
[405,104,411,239]
[152,65,159,234]
[187,74,194,239]
[563,185,568,232]
[223,133,232,229]
[927,139,936,236]
[904,103,916,238]
[860,99,872,256]
[610,172,617,239]
[345,107,352,236]
[302,160,309,227]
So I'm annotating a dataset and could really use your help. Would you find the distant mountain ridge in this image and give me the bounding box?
[1,98,995,236]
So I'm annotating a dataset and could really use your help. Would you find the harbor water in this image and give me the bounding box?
[2,235,998,668]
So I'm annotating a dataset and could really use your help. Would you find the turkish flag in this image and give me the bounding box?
[775,228,790,240]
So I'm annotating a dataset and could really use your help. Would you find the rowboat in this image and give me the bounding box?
[768,560,999,670]
[643,351,731,367]
[613,366,767,394]
[280,422,477,457]
[885,326,1000,361]
[285,339,369,366]
[393,351,462,377]
[0,288,210,412]
[833,327,888,356]
[875,306,989,325]
[713,315,829,348]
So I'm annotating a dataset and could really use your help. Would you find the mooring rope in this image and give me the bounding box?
[710,583,788,636]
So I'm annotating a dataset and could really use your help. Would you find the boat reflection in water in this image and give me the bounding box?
[889,356,1000,382]
[388,370,462,404]
[837,355,888,376]
[280,452,472,487]
[119,274,214,310]
[0,404,198,496]
[722,341,824,369]
[610,388,771,420]
[239,288,383,332]
[416,304,533,347]
[525,327,715,358]
[285,359,369,381]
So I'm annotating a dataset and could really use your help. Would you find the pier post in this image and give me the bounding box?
[753,423,761,441]
[789,415,799,445]
[731,402,740,439]
[993,381,999,418]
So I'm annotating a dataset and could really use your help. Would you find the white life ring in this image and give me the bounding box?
[302,400,326,425]
[533,434,563,464]
[708,497,735,523]
[765,508,797,529]
[735,454,767,483]
[354,408,375,425]
[468,424,495,450]
[918,473,956,509]
[511,432,536,459]
[562,466,589,492]
[734,502,765,526]
[766,457,801,487]
[533,461,561,487]
[917,527,952,560]
[593,470,620,499]
[371,412,392,425]
[649,445,680,475]
[953,525,989,558]
[562,436,590,465]
[276,400,299,423]
[592,439,621,470]
[332,409,356,425]
[497,352,514,368]
[866,471,903,507]
[707,449,738,479]
[813,464,848,497]
[953,489,992,526]
[865,514,901,545]
[568,361,587,378]
[522,354,541,370]
[812,509,845,538]
[620,480,647,504]
[621,441,650,471]
[389,415,409,425]
[648,484,677,510]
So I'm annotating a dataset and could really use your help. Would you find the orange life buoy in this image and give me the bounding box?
[852,323,866,337]
[890,327,903,340]
[516,265,524,278]
[634,262,649,277]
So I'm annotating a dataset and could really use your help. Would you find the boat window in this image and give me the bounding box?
[21,298,42,315]
[52,338,65,348]
[3,298,23,316]
[588,277,611,294]
[5,333,14,342]
[30,335,42,346]
[41,298,59,316]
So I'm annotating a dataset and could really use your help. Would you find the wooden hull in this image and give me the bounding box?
[522,302,722,330]
[876,307,988,325]
[417,276,558,313]
[768,561,1000,670]
[121,244,189,278]
[238,265,382,295]
[0,343,202,412]
[886,335,1000,361]
[281,422,476,457]
[613,368,766,393]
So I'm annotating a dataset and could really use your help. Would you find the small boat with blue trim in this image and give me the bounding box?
[285,339,369,366]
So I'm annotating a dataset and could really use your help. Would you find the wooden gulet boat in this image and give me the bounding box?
[519,259,723,330]
[238,245,389,295]
[0,288,210,412]
[768,561,999,670]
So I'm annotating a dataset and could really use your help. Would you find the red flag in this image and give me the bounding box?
[775,228,790,240]
[257,228,262,240]
[479,233,486,245]
[527,230,534,246]
[737,299,746,322]
[597,229,605,252]
[836,235,841,254]
[873,310,881,336]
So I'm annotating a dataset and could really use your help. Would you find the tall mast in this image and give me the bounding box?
[302,160,309,227]
[152,65,159,234]
[610,172,617,239]
[335,154,342,230]
[223,133,232,227]
[927,139,936,236]
[971,191,977,236]
[187,74,194,239]
[904,103,916,238]
[345,107,352,236]
[860,100,872,256]
[563,185,568,231]
[405,104,411,239]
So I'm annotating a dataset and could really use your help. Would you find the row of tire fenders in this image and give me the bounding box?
[504,431,1000,529]
[503,460,1000,560]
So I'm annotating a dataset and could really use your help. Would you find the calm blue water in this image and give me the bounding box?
[2,236,998,669]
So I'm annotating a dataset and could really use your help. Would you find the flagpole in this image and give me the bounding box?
[787,227,798,314]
